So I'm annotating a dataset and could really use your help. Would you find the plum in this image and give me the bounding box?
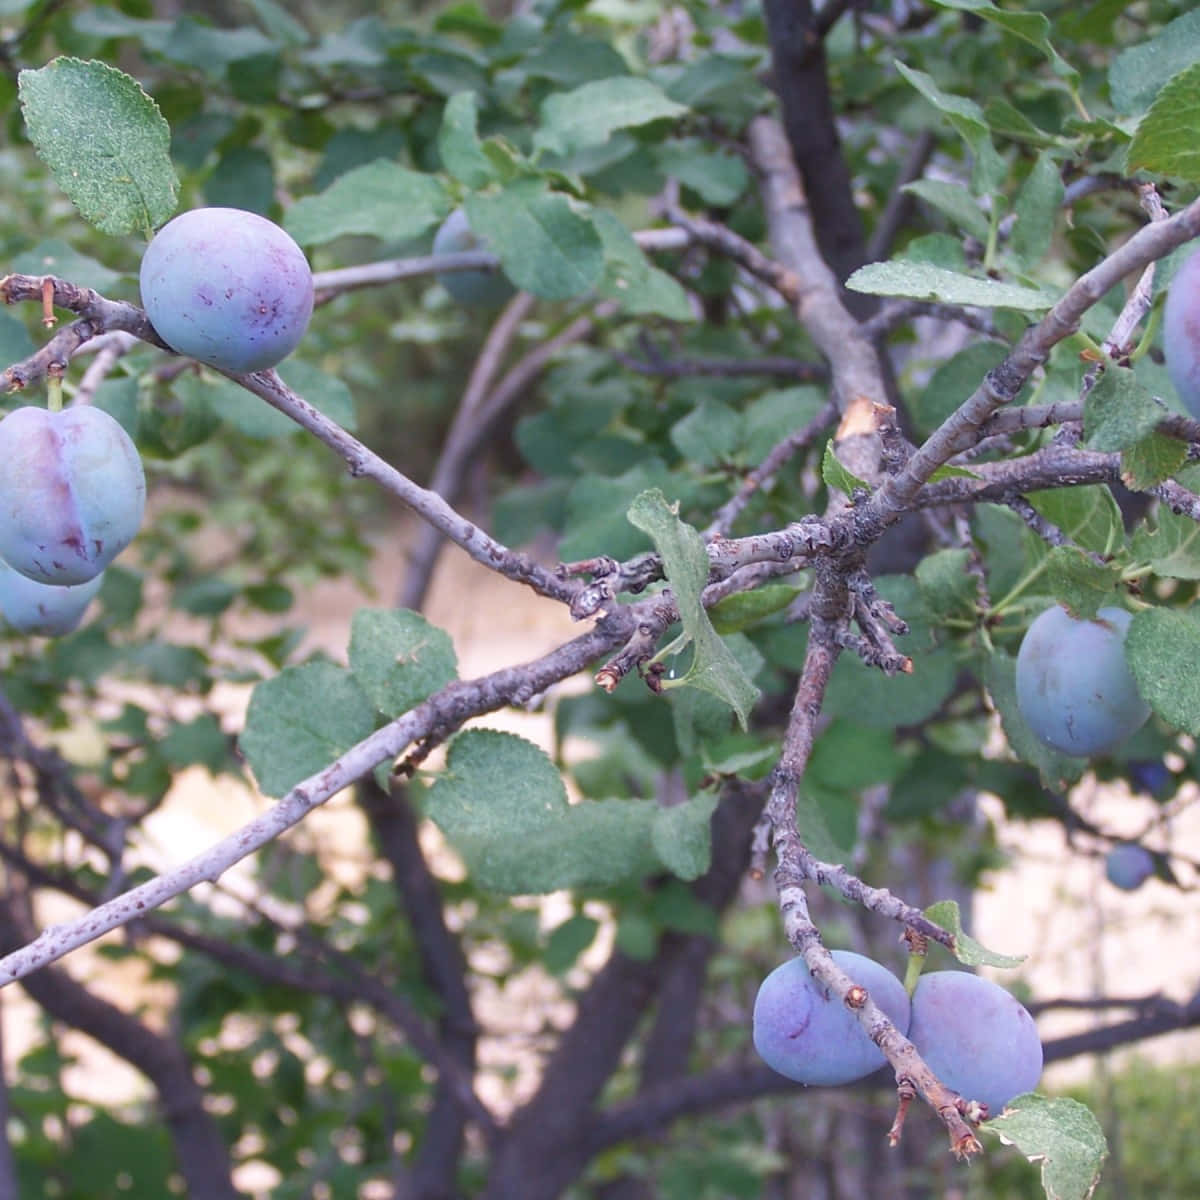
[139,207,313,373]
[1015,604,1150,757]
[0,405,145,585]
[0,558,102,635]
[752,949,911,1086]
[1164,245,1200,418]
[432,207,515,309]
[907,971,1042,1114]
[1105,842,1155,891]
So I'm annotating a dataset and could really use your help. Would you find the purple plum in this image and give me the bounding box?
[0,559,102,635]
[0,405,145,585]
[140,207,313,373]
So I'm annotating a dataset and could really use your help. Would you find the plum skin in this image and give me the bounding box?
[0,559,102,635]
[1015,605,1150,757]
[140,207,314,373]
[752,949,911,1086]
[907,971,1042,1114]
[0,406,145,585]
[1105,842,1155,891]
[432,208,515,309]
[1164,245,1200,418]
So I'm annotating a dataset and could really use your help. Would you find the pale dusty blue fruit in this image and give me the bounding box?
[0,558,102,635]
[0,406,145,585]
[1164,245,1200,418]
[907,971,1042,1114]
[752,949,911,1086]
[432,207,515,308]
[1105,842,1155,891]
[140,207,314,373]
[1015,605,1150,757]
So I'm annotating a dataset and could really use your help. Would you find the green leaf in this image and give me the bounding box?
[924,899,1026,967]
[1125,607,1200,736]
[1131,508,1200,580]
[592,209,694,320]
[347,608,457,718]
[466,187,604,300]
[986,1096,1108,1198]
[159,714,230,773]
[1011,152,1064,269]
[277,360,358,432]
[651,793,718,880]
[11,239,122,293]
[18,58,178,237]
[1028,487,1123,557]
[626,489,760,727]
[915,548,978,623]
[1083,366,1166,451]
[239,662,376,797]
[1127,61,1200,181]
[1044,547,1123,620]
[670,398,741,467]
[821,442,870,497]
[927,0,1080,89]
[656,138,749,206]
[533,76,687,158]
[437,91,494,188]
[424,730,660,892]
[985,649,1087,789]
[893,62,1004,194]
[847,261,1053,310]
[1109,9,1200,115]
[0,312,34,367]
[284,160,450,246]
[901,179,990,242]
[916,341,1011,433]
[1120,432,1187,491]
[543,914,600,974]
[709,585,801,635]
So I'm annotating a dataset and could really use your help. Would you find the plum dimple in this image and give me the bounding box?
[0,406,145,585]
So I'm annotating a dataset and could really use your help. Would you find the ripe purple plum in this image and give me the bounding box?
[139,207,314,373]
[1015,605,1150,757]
[1164,245,1200,418]
[432,207,515,309]
[752,949,911,1086]
[907,972,1042,1115]
[0,406,145,585]
[1105,842,1155,891]
[0,559,102,635]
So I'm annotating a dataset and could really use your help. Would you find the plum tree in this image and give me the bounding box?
[906,972,1043,1115]
[1105,842,1156,891]
[1015,605,1150,757]
[752,950,911,1086]
[0,559,102,635]
[139,207,314,373]
[0,406,145,585]
[432,207,516,309]
[1164,245,1200,418]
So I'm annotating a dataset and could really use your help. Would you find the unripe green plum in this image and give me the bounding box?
[432,207,515,309]
[0,406,145,585]
[1105,842,1155,891]
[907,972,1042,1114]
[139,207,314,372]
[0,559,102,635]
[753,949,911,1086]
[1015,605,1150,757]
[1164,246,1200,418]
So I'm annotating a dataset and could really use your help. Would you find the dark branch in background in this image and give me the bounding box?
[0,888,240,1199]
[481,782,766,1200]
[867,130,939,264]
[613,349,828,382]
[359,779,484,1197]
[761,0,870,284]
[399,300,616,612]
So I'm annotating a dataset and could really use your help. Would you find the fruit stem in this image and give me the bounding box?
[46,374,64,413]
